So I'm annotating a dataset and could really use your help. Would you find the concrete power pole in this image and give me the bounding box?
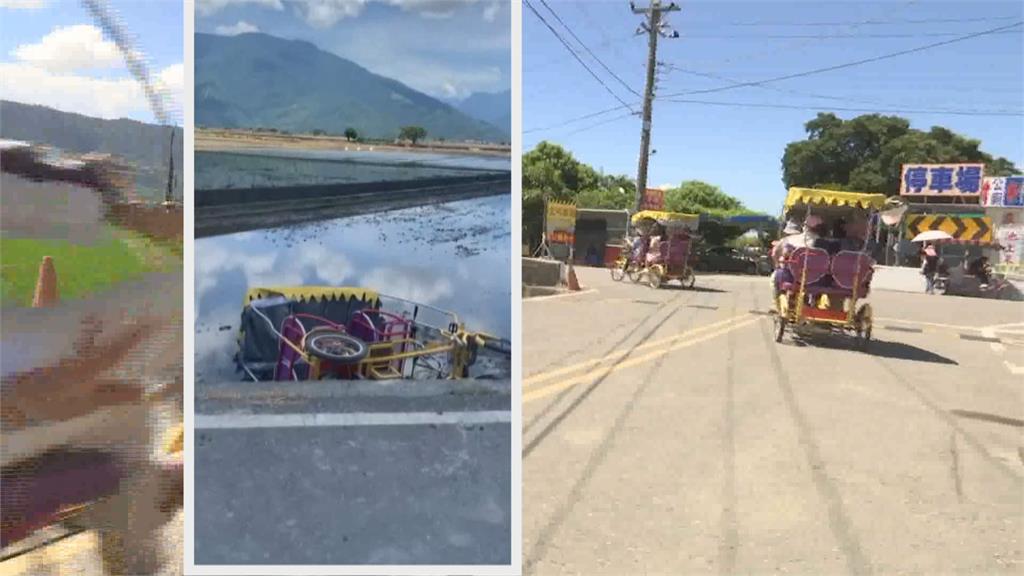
[631,0,679,212]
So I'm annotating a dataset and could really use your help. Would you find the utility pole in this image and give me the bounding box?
[631,0,679,213]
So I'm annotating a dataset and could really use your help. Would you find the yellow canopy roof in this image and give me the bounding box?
[631,210,700,226]
[784,187,888,211]
[244,286,380,307]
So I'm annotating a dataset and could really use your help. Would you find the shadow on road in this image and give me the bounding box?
[949,409,1024,428]
[658,285,727,293]
[791,335,958,365]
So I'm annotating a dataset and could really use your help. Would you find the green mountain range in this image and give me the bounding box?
[0,100,182,201]
[454,90,511,138]
[195,32,507,143]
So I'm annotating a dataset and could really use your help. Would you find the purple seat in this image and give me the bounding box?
[784,247,830,289]
[831,251,874,296]
[665,236,690,268]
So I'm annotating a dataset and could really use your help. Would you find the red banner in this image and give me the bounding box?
[549,230,575,245]
[641,188,665,210]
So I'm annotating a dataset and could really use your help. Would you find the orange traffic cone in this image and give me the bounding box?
[566,261,581,291]
[32,256,59,308]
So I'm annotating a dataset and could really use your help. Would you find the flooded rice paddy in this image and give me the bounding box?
[196,149,509,190]
[194,194,510,383]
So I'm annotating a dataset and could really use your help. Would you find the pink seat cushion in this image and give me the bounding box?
[831,251,875,292]
[786,247,830,285]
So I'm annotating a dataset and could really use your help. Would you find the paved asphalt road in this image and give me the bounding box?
[523,267,1022,575]
[194,379,512,566]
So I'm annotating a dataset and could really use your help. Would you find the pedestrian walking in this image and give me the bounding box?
[921,242,939,294]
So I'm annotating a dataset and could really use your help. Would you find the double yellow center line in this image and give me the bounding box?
[523,313,762,403]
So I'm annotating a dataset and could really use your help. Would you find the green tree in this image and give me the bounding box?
[663,180,746,216]
[399,126,427,144]
[782,113,1020,195]
[522,141,600,201]
[576,187,632,209]
[344,127,358,142]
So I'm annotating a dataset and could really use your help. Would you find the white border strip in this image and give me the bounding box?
[195,410,511,430]
[183,0,197,570]
[509,1,523,573]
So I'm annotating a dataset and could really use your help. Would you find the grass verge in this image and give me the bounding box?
[1,226,180,307]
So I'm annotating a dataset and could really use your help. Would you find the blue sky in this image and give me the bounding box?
[0,0,183,124]
[195,0,510,100]
[524,0,1024,213]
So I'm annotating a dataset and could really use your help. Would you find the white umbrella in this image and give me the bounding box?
[911,230,953,242]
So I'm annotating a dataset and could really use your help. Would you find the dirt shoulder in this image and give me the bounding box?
[196,128,510,158]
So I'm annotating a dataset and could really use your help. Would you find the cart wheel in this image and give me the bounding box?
[773,313,786,342]
[647,268,662,289]
[855,304,873,351]
[610,263,625,282]
[305,331,369,364]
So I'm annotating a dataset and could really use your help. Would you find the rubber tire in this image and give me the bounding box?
[774,314,786,342]
[685,269,696,289]
[855,305,873,351]
[610,265,625,282]
[305,331,369,364]
[628,267,641,283]
[647,269,662,289]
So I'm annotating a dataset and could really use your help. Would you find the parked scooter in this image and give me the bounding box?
[934,260,950,294]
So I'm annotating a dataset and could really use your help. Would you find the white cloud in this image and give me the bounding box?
[196,0,283,17]
[363,267,453,305]
[214,20,261,35]
[293,0,367,28]
[284,0,482,27]
[156,63,184,121]
[11,24,123,72]
[482,2,499,22]
[0,0,47,8]
[0,61,185,123]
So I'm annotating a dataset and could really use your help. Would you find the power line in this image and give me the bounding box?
[662,97,1024,117]
[524,16,1023,135]
[524,0,635,112]
[661,20,1024,99]
[562,112,636,137]
[674,30,1022,39]
[524,94,1023,136]
[528,97,1024,140]
[538,0,640,97]
[661,64,1024,114]
[679,0,924,68]
[698,15,1023,27]
[523,104,631,135]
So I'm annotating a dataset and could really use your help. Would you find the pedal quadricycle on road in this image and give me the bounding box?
[772,187,886,349]
[631,210,700,289]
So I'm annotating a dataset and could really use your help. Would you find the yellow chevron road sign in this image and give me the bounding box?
[905,214,993,242]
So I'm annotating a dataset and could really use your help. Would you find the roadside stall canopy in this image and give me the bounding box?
[784,187,888,211]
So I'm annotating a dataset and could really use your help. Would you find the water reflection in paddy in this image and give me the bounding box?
[194,195,510,384]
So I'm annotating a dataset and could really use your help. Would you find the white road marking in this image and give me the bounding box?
[1002,361,1024,376]
[524,288,598,302]
[982,327,1006,353]
[195,410,511,429]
